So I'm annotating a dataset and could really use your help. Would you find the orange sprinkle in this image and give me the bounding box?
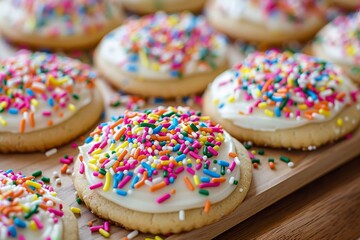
[171,189,176,194]
[19,118,25,133]
[204,200,211,214]
[262,79,273,93]
[47,120,53,126]
[112,161,120,171]
[88,221,93,227]
[117,150,128,161]
[336,92,346,100]
[29,112,35,128]
[110,118,124,129]
[137,155,146,161]
[133,148,140,159]
[114,127,126,141]
[157,136,170,141]
[211,177,226,183]
[159,150,171,156]
[253,163,259,169]
[269,162,275,170]
[134,172,148,189]
[79,155,83,162]
[229,152,238,158]
[183,176,194,191]
[61,164,68,174]
[149,181,166,192]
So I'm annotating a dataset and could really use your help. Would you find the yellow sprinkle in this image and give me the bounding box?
[251,150,256,155]
[337,118,343,126]
[70,207,81,214]
[217,133,224,142]
[0,117,7,126]
[193,175,200,186]
[30,99,39,107]
[139,50,149,68]
[94,136,100,142]
[29,220,37,230]
[149,114,159,120]
[119,162,124,166]
[264,109,274,117]
[319,109,330,117]
[92,148,102,155]
[161,161,169,166]
[227,96,235,103]
[99,228,110,238]
[346,45,356,56]
[200,116,210,121]
[89,159,97,164]
[155,236,164,240]
[109,143,116,151]
[255,89,262,98]
[132,143,138,148]
[20,204,29,212]
[151,163,156,168]
[26,180,41,189]
[258,102,268,109]
[171,139,178,145]
[213,98,219,105]
[151,62,160,71]
[68,103,76,111]
[187,159,192,164]
[103,171,111,192]
[298,104,308,110]
[195,159,201,164]
[213,145,220,151]
[88,164,99,172]
[0,101,7,109]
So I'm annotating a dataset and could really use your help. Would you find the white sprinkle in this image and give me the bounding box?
[66,169,72,175]
[234,157,240,165]
[288,162,295,168]
[45,148,57,157]
[52,171,59,178]
[229,176,235,184]
[239,188,244,192]
[127,230,139,239]
[179,210,185,221]
[55,178,61,185]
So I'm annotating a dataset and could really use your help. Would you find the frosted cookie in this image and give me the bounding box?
[120,0,206,14]
[0,0,123,50]
[312,13,360,83]
[73,106,252,234]
[95,12,229,98]
[203,51,360,150]
[206,0,328,45]
[0,52,103,152]
[0,169,78,240]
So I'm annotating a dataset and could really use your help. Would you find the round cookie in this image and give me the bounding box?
[0,0,123,50]
[73,106,252,234]
[312,13,360,83]
[120,0,206,14]
[205,0,328,45]
[0,51,104,153]
[0,169,78,240]
[203,50,360,150]
[95,12,229,98]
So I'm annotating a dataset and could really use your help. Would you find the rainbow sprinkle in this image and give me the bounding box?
[0,169,64,239]
[100,12,227,78]
[79,106,240,211]
[1,0,119,36]
[214,50,359,121]
[0,51,96,133]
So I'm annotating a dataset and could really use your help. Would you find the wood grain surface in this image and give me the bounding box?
[0,79,359,240]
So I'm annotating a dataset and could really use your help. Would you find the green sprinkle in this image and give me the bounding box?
[220,166,226,176]
[41,177,50,183]
[99,168,106,176]
[213,160,217,164]
[257,149,265,155]
[32,170,42,178]
[190,123,199,132]
[268,158,275,163]
[244,144,252,150]
[199,189,209,196]
[139,123,156,128]
[280,156,290,163]
[76,198,82,204]
[252,159,260,164]
[163,111,175,117]
[204,163,209,169]
[163,171,168,177]
[233,180,238,185]
[205,142,215,147]
[72,94,80,100]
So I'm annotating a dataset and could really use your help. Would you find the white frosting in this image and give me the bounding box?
[210,70,356,131]
[0,172,63,240]
[97,13,228,80]
[80,129,240,213]
[315,14,360,68]
[0,0,121,36]
[214,0,324,31]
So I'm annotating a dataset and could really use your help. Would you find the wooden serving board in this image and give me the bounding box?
[0,79,359,240]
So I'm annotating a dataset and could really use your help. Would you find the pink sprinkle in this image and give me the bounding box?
[174,166,184,174]
[90,225,103,232]
[229,161,236,172]
[18,235,25,240]
[117,175,132,188]
[71,143,78,148]
[79,162,85,174]
[89,182,103,190]
[189,151,202,160]
[48,208,64,217]
[199,182,220,188]
[248,151,255,159]
[32,216,44,229]
[104,221,110,232]
[60,158,72,164]
[157,193,171,204]
[186,167,195,175]
[207,147,218,156]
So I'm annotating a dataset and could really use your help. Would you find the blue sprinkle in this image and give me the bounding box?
[141,162,151,171]
[8,108,19,115]
[153,125,163,134]
[128,54,139,62]
[85,137,93,144]
[154,98,165,103]
[306,90,318,101]
[115,189,127,196]
[127,64,138,72]
[88,72,97,78]
[148,170,153,178]
[116,172,124,181]
[131,175,139,189]
[14,218,26,228]
[200,177,211,183]
[113,177,119,189]
[184,137,194,143]
[127,171,133,177]
[203,169,220,178]
[175,154,186,162]
[271,96,283,102]
[170,70,180,78]
[26,89,34,96]
[6,169,13,174]
[169,176,175,183]
[217,160,230,167]
[48,98,54,107]
[275,107,281,117]
[173,144,181,152]
[8,225,16,237]
[218,103,225,109]
[199,122,208,127]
